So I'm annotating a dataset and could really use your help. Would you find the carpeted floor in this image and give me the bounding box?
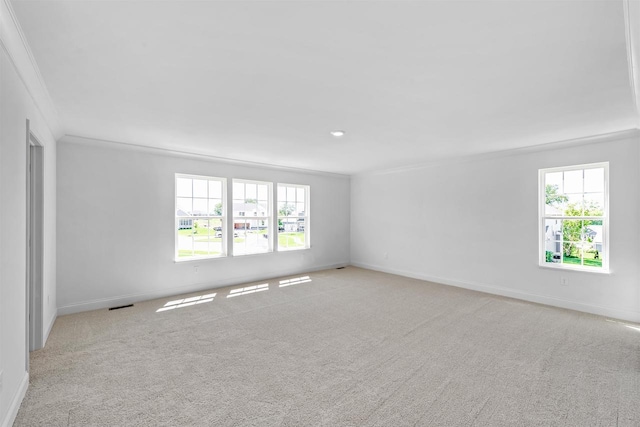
[14,267,640,426]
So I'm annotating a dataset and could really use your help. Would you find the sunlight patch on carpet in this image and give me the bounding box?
[227,284,269,298]
[279,276,312,287]
[156,293,217,312]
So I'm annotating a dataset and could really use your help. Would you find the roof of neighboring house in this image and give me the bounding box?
[233,202,268,213]
[586,225,602,243]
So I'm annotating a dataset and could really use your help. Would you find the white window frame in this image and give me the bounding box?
[538,162,609,273]
[175,173,227,261]
[277,183,310,251]
[232,179,273,256]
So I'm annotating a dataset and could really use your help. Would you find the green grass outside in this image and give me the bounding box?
[178,249,221,257]
[279,232,305,248]
[179,229,304,252]
[562,253,602,268]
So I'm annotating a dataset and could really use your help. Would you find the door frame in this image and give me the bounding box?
[25,119,45,369]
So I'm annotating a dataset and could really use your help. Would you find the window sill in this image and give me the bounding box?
[538,263,611,275]
[174,255,226,263]
[174,247,312,263]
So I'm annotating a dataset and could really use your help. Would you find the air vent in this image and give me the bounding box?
[109,304,134,311]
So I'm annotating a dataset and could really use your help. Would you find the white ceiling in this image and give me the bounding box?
[10,0,640,175]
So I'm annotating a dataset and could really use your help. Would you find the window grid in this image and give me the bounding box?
[277,184,310,251]
[232,179,272,256]
[539,163,608,272]
[175,174,226,260]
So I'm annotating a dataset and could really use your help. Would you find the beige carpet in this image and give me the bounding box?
[15,267,640,426]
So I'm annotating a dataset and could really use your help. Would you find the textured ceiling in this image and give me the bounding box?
[11,0,639,174]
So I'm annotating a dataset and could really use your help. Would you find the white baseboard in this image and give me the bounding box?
[350,261,640,324]
[1,371,28,427]
[57,262,347,316]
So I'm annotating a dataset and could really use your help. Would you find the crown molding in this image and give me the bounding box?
[0,0,62,139]
[623,0,640,127]
[60,134,350,179]
[355,128,640,177]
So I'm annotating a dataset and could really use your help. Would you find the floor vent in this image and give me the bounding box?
[109,304,134,311]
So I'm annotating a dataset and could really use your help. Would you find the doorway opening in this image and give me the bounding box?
[26,120,44,369]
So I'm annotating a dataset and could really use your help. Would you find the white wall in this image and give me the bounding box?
[351,132,640,323]
[0,1,58,424]
[56,137,350,314]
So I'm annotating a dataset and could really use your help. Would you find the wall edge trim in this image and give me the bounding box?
[60,134,350,179]
[355,128,640,177]
[57,262,347,315]
[350,261,640,324]
[1,371,28,427]
[0,0,62,139]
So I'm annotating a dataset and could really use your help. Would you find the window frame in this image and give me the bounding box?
[277,183,310,251]
[175,173,227,262]
[538,162,609,273]
[231,178,273,256]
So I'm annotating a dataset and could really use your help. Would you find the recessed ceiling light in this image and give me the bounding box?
[330,130,346,137]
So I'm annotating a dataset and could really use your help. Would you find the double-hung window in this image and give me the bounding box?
[277,184,310,251]
[175,174,226,260]
[232,179,272,255]
[539,163,608,271]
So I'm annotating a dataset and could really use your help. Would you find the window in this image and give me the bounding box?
[175,174,226,260]
[539,163,608,271]
[232,179,271,255]
[277,184,310,251]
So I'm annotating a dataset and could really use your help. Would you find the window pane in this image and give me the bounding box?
[561,243,580,266]
[209,180,222,199]
[233,182,245,200]
[564,170,583,194]
[584,168,604,193]
[545,201,563,216]
[278,201,294,217]
[277,185,285,200]
[545,172,563,194]
[543,219,562,263]
[582,240,603,268]
[296,187,305,203]
[544,174,566,215]
[233,201,245,217]
[177,197,192,215]
[258,184,268,202]
[209,199,222,216]
[233,220,269,255]
[209,218,223,256]
[245,183,257,200]
[191,219,210,256]
[176,178,192,197]
[561,219,582,243]
[296,202,305,216]
[193,179,208,198]
[583,193,604,216]
[279,218,306,250]
[563,194,583,216]
[177,222,194,258]
[193,198,207,216]
[287,186,296,202]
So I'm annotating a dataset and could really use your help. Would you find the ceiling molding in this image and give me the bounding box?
[60,134,350,179]
[623,0,640,128]
[0,0,62,139]
[355,128,640,177]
